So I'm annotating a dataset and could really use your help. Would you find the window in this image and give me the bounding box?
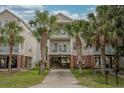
[21,43,23,49]
[59,44,62,52]
[53,43,58,52]
[0,20,8,27]
[0,21,4,27]
[4,20,8,26]
[60,29,66,35]
[63,44,67,52]
[93,47,98,52]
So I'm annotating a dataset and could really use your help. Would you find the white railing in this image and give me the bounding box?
[50,30,69,39]
[0,47,19,53]
[49,48,71,54]
[92,48,115,54]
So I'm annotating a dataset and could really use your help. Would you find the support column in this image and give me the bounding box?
[17,55,21,71]
[70,55,74,69]
[91,55,94,69]
[47,55,50,69]
[22,55,26,69]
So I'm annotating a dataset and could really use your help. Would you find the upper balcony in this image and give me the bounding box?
[50,29,70,40]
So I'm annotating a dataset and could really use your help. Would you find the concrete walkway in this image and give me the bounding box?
[31,69,86,88]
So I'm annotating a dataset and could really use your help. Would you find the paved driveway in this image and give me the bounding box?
[31,69,86,88]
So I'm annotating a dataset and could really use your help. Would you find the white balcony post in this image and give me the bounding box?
[47,40,50,54]
[70,38,73,54]
[19,43,24,53]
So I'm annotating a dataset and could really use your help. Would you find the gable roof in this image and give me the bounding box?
[55,12,74,23]
[0,9,31,32]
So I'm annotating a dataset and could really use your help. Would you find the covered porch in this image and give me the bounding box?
[91,54,116,69]
[0,55,32,70]
[49,54,73,69]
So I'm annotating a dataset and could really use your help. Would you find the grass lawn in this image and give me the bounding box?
[72,69,124,88]
[0,68,49,88]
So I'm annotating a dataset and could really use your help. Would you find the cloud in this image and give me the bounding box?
[87,7,96,11]
[0,5,44,22]
[0,6,92,22]
[19,5,43,10]
[0,5,44,11]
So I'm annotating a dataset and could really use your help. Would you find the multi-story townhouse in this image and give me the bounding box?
[0,10,115,70]
[47,13,115,69]
[0,10,40,70]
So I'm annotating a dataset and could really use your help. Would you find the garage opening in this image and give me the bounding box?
[50,55,70,69]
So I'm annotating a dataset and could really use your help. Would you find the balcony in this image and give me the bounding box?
[50,29,70,40]
[92,47,115,55]
[0,47,19,54]
[49,48,71,55]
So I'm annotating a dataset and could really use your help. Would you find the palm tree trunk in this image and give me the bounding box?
[76,35,82,73]
[39,30,48,74]
[100,45,106,71]
[100,35,106,72]
[114,54,119,72]
[8,44,13,72]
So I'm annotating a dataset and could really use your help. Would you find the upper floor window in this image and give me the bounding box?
[60,29,66,35]
[53,43,58,52]
[0,21,4,27]
[59,44,62,52]
[0,20,8,27]
[63,44,67,52]
[4,20,8,26]
[21,42,23,50]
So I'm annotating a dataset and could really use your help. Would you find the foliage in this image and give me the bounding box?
[1,21,24,44]
[72,69,124,88]
[83,6,124,70]
[30,10,58,42]
[29,10,58,73]
[0,21,24,71]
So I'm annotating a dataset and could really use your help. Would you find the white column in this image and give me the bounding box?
[70,38,73,55]
[47,40,50,54]
[47,39,50,69]
[19,43,21,53]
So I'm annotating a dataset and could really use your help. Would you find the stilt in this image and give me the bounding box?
[70,55,73,69]
[17,55,21,71]
[22,55,25,69]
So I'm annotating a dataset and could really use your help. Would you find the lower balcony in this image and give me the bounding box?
[0,47,19,54]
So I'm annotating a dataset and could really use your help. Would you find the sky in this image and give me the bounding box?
[0,5,96,22]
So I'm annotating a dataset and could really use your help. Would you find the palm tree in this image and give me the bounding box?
[65,20,88,72]
[85,6,124,72]
[107,6,124,71]
[30,10,57,74]
[1,21,24,71]
[85,6,113,71]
